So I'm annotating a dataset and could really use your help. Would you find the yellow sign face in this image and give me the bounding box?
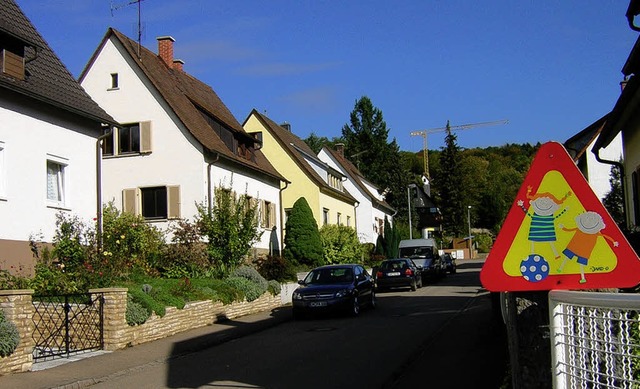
[502,170,617,279]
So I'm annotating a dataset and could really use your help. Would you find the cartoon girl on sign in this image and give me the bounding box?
[517,186,572,258]
[558,211,618,284]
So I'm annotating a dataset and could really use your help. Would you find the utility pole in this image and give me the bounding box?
[410,119,508,179]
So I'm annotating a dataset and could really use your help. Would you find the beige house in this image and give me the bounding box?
[243,110,357,230]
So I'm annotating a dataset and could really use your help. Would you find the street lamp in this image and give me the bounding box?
[467,205,473,259]
[407,184,416,239]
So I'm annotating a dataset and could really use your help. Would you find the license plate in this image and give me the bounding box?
[387,272,401,276]
[310,302,327,307]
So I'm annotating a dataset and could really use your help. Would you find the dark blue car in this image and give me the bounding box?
[292,264,375,318]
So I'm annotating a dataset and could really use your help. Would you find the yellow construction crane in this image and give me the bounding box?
[410,119,508,178]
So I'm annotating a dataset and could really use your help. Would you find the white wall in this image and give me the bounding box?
[587,132,623,201]
[81,37,282,252]
[0,95,98,243]
[318,149,379,244]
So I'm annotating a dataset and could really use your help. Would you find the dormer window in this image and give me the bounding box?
[0,34,26,80]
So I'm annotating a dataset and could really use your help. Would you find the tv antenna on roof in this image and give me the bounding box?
[110,0,145,59]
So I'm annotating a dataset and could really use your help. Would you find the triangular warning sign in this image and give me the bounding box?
[480,141,640,292]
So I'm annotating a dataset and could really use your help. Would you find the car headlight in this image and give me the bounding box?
[292,292,303,300]
[335,289,349,298]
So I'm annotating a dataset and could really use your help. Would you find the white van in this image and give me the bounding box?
[398,239,444,278]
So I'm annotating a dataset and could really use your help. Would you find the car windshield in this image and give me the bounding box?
[380,260,408,271]
[399,246,434,259]
[304,267,354,285]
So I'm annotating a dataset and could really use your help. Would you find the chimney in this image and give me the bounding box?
[280,122,291,132]
[157,36,175,68]
[173,59,184,72]
[621,76,630,92]
[335,143,345,157]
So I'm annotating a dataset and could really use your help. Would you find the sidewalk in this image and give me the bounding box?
[0,306,292,389]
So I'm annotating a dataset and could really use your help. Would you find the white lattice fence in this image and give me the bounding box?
[549,290,640,389]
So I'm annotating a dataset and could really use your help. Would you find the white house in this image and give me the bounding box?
[0,0,116,275]
[79,29,286,256]
[565,114,624,202]
[317,144,395,243]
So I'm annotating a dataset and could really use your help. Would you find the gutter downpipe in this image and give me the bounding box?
[279,180,289,251]
[207,153,220,214]
[593,147,627,231]
[96,127,113,252]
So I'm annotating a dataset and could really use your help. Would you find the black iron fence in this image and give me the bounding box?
[31,293,104,362]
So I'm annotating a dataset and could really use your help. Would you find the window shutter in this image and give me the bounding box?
[260,200,267,228]
[167,185,181,219]
[269,202,277,228]
[140,121,152,153]
[122,188,138,215]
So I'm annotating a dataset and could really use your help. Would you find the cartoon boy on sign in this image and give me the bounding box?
[558,211,619,284]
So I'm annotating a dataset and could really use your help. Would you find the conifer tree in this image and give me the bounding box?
[283,197,324,267]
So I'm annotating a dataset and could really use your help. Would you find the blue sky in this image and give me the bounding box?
[17,0,639,152]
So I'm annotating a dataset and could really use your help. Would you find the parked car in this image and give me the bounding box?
[292,264,375,318]
[443,253,457,274]
[375,258,422,291]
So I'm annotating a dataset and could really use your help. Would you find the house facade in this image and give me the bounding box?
[80,30,285,256]
[565,114,624,203]
[243,110,357,231]
[317,144,395,244]
[0,0,116,275]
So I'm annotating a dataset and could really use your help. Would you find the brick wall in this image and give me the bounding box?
[96,288,283,351]
[0,290,34,375]
[0,287,285,375]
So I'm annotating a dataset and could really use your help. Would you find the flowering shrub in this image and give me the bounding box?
[0,309,19,357]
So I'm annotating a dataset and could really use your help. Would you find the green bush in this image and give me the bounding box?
[195,185,261,277]
[0,310,19,357]
[320,224,364,264]
[254,255,297,282]
[474,233,494,253]
[161,219,209,278]
[225,276,263,302]
[126,294,150,326]
[127,286,166,317]
[231,266,268,292]
[267,280,281,296]
[283,197,323,267]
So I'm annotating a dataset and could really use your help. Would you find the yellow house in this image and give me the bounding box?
[243,109,357,230]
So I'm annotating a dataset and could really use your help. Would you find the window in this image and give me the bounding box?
[141,187,167,219]
[101,128,114,156]
[122,185,180,220]
[119,123,140,154]
[110,73,119,89]
[103,122,152,156]
[337,212,342,225]
[46,158,67,206]
[260,200,277,229]
[347,216,351,227]
[323,208,329,225]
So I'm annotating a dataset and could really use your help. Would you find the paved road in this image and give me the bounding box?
[85,259,508,389]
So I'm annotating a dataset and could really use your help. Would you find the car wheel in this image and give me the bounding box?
[410,279,417,291]
[370,291,376,309]
[351,296,360,316]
